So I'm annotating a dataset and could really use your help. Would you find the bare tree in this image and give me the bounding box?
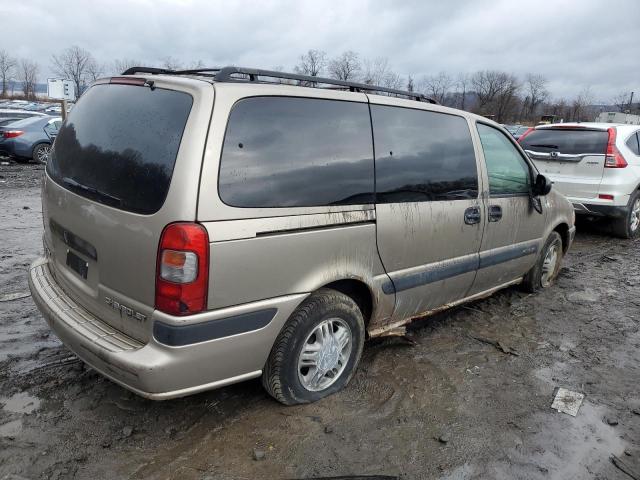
[421,72,454,104]
[406,75,415,92]
[160,56,182,70]
[51,46,96,99]
[294,50,327,77]
[454,73,471,110]
[522,74,549,120]
[612,91,632,113]
[112,58,143,75]
[0,49,17,98]
[86,60,104,82]
[471,70,520,122]
[362,57,389,85]
[571,87,593,121]
[19,60,38,100]
[328,51,361,81]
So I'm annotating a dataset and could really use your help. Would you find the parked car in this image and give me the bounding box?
[28,67,575,405]
[0,109,47,119]
[519,123,640,238]
[0,116,62,163]
[0,117,23,126]
[513,125,532,140]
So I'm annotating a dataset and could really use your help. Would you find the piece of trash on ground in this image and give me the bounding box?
[551,388,584,416]
[0,292,31,302]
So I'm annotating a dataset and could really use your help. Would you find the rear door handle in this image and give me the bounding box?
[488,205,502,222]
[464,206,481,225]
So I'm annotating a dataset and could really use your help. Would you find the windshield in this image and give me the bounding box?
[47,83,193,214]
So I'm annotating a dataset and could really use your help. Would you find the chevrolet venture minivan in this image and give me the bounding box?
[29,67,575,404]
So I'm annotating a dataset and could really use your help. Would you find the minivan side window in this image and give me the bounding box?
[371,105,478,203]
[626,132,640,156]
[218,96,374,208]
[477,123,531,196]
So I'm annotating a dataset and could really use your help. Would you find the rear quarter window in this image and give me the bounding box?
[218,96,374,208]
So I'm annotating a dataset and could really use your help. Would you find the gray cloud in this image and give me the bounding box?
[2,0,638,101]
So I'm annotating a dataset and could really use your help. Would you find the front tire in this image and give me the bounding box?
[262,289,365,405]
[611,190,640,239]
[522,231,563,293]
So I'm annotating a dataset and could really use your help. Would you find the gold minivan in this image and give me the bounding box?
[29,67,575,404]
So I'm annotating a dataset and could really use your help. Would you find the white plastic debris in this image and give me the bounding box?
[551,388,585,416]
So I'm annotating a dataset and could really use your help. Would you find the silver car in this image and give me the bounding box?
[28,67,575,404]
[520,122,640,238]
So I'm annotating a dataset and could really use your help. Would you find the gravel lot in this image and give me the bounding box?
[1,162,639,480]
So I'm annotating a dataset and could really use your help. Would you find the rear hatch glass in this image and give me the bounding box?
[521,128,609,200]
[520,128,608,155]
[47,83,193,214]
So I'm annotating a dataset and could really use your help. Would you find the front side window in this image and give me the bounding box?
[218,96,374,208]
[371,106,478,203]
[477,123,531,196]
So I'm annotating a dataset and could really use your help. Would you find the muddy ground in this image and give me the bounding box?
[0,161,639,480]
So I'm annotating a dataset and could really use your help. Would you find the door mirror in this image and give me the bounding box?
[533,174,552,196]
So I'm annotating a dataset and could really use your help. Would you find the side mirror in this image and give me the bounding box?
[533,174,552,196]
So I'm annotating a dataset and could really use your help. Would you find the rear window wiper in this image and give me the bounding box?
[62,177,122,207]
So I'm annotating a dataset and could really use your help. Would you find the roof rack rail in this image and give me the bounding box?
[214,67,438,103]
[120,65,438,104]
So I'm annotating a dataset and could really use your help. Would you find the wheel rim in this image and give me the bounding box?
[297,317,352,392]
[540,241,560,288]
[630,199,640,232]
[36,145,51,164]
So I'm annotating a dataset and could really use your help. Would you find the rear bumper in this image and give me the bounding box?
[28,257,306,399]
[572,202,629,219]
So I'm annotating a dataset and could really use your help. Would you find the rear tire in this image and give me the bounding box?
[522,231,563,293]
[32,143,51,164]
[611,190,640,239]
[262,288,365,405]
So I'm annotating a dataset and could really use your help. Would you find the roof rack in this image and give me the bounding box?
[121,65,438,104]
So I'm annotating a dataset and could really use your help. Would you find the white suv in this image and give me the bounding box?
[520,123,640,238]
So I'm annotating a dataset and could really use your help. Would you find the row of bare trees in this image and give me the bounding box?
[1,45,636,123]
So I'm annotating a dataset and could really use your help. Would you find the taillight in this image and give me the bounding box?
[598,194,614,200]
[605,128,627,168]
[155,222,209,316]
[3,130,24,138]
[517,127,535,143]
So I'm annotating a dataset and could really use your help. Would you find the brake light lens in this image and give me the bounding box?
[517,127,535,143]
[155,223,209,316]
[604,128,627,168]
[3,130,24,138]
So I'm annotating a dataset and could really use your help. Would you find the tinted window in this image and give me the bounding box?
[626,132,640,156]
[219,97,374,207]
[477,123,530,196]
[520,128,608,155]
[371,106,478,202]
[47,84,193,214]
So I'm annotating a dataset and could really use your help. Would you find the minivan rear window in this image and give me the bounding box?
[218,96,374,208]
[47,84,193,214]
[520,128,608,155]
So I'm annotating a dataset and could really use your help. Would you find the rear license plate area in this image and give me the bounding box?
[66,250,88,279]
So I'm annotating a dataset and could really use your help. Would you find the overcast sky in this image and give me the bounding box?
[4,0,639,102]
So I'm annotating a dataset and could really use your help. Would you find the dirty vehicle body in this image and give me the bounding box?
[28,67,575,404]
[520,123,640,238]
